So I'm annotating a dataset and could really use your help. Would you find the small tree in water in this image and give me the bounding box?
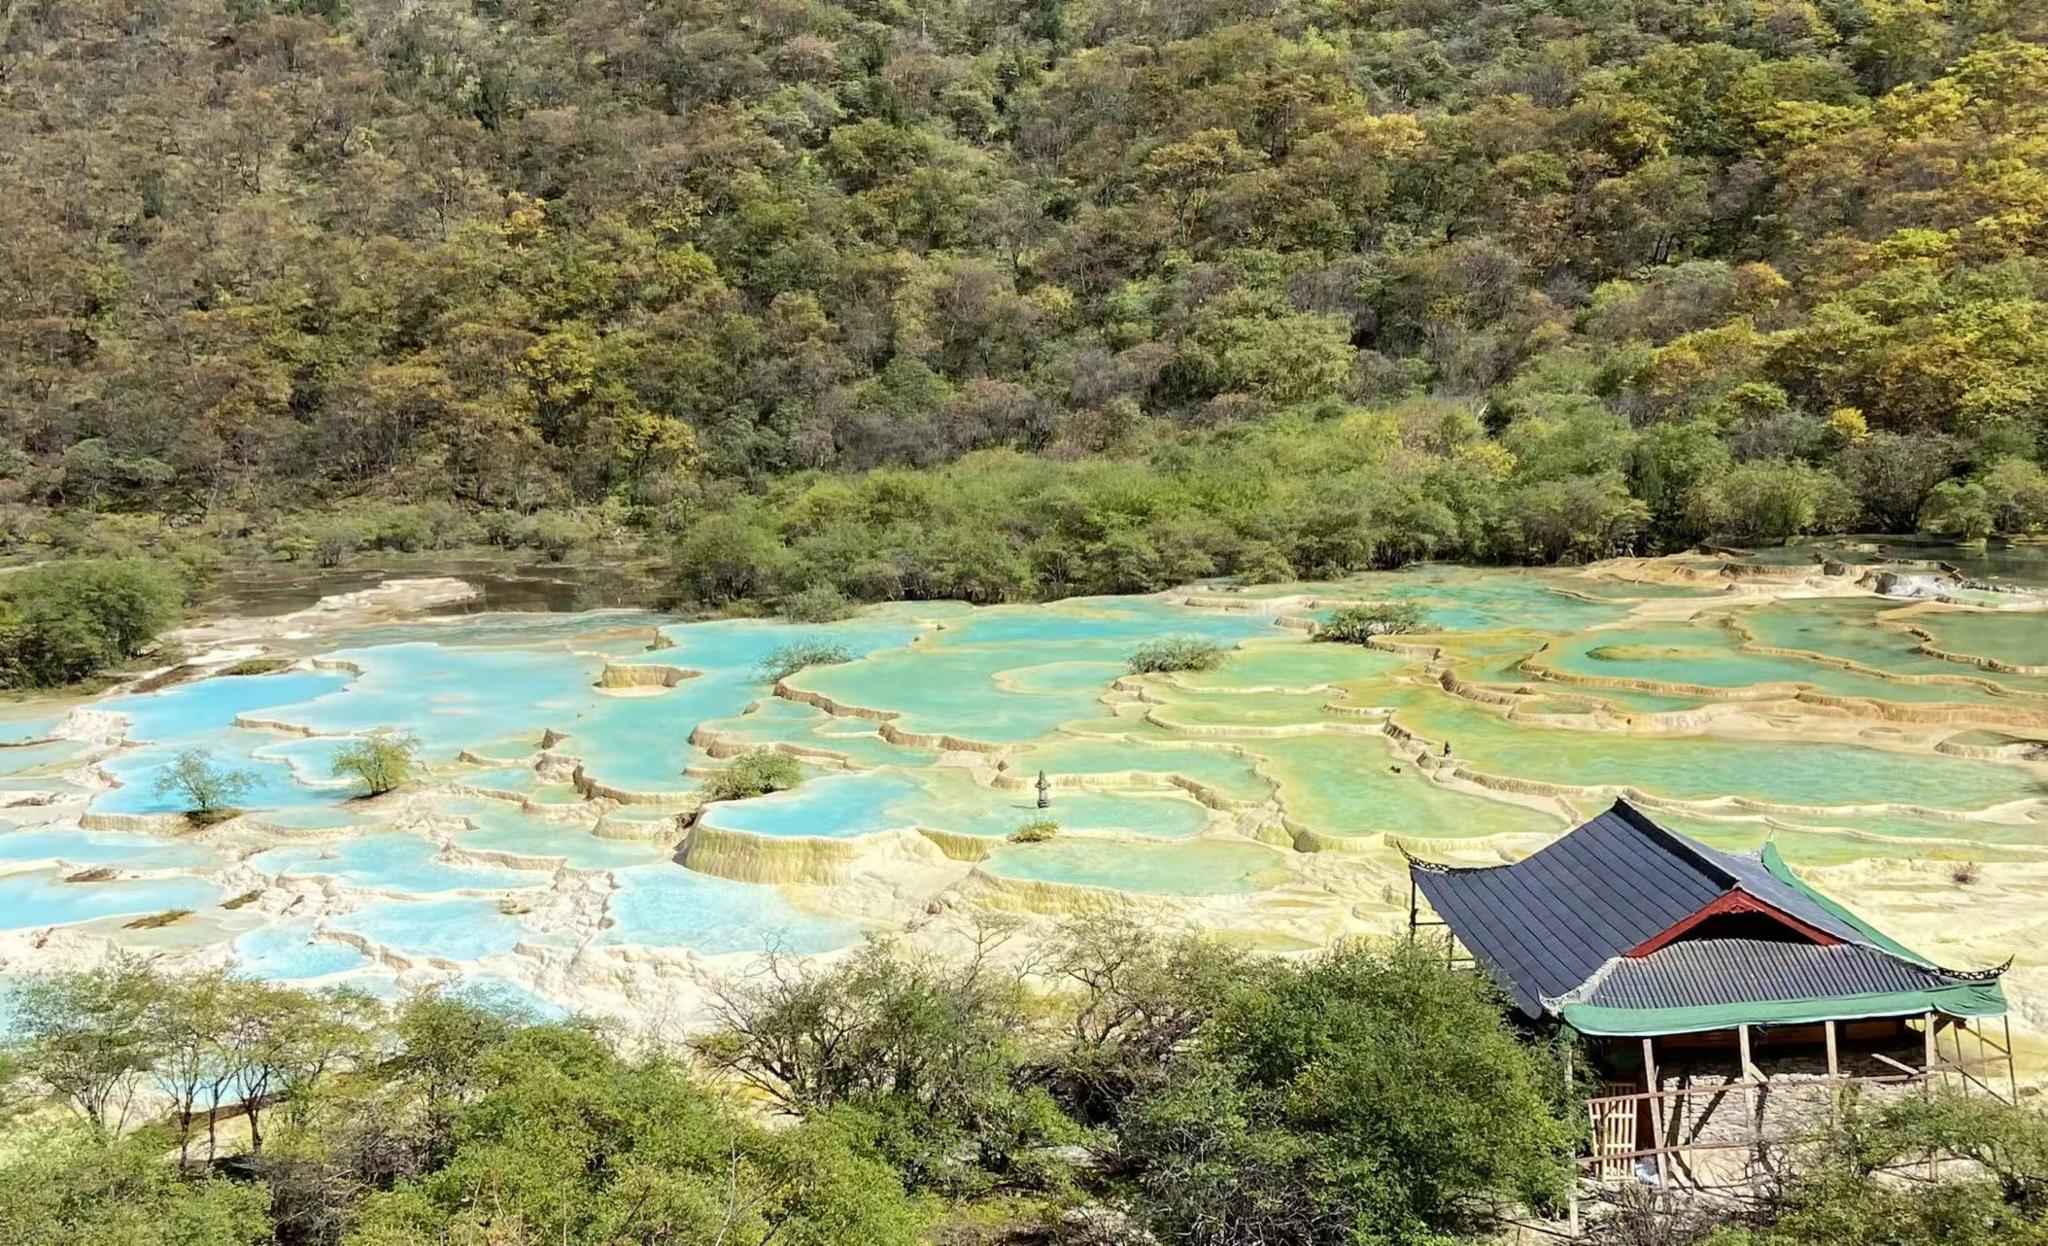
[330,732,421,797]
[153,748,256,824]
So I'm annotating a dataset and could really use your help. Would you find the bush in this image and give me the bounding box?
[311,521,363,567]
[1126,636,1227,674]
[1116,939,1572,1245]
[521,509,600,562]
[0,1123,273,1245]
[781,583,856,623]
[1009,820,1059,843]
[152,748,256,822]
[674,509,787,604]
[700,749,802,801]
[695,935,1069,1193]
[0,558,185,688]
[0,964,929,1246]
[1699,1095,2048,1246]
[757,639,854,682]
[1684,459,1859,544]
[330,732,421,797]
[1316,602,1424,643]
[1921,480,1996,541]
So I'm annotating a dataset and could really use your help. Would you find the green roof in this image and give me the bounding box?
[1562,978,2008,1038]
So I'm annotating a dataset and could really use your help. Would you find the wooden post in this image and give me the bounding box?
[1953,1022,1969,1098]
[2006,1016,2020,1104]
[1561,1040,1581,1238]
[1823,1019,1841,1123]
[1981,1024,1990,1100]
[1643,1036,1668,1190]
[1738,1023,1763,1189]
[1924,1011,1938,1096]
[1738,1024,1757,1127]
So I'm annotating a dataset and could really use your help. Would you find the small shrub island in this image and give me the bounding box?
[756,639,854,682]
[1009,819,1059,843]
[1126,635,1227,674]
[701,749,802,802]
[1316,601,1425,644]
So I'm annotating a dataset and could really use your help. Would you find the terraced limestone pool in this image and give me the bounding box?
[2,551,2045,1032]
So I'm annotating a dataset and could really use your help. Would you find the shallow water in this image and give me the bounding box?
[7,554,2046,1018]
[0,870,223,930]
[983,837,1295,895]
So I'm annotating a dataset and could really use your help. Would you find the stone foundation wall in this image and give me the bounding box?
[1590,1033,1971,1192]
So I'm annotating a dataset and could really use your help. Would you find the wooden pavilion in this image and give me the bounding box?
[1406,799,2015,1193]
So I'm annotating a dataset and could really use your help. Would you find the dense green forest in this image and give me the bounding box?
[8,2,2048,1232]
[3,927,2045,1245]
[4,0,2048,618]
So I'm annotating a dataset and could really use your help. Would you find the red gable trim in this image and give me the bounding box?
[1626,889,1843,958]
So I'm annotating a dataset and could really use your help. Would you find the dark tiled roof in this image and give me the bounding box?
[1567,938,1970,1012]
[1409,800,1870,1017]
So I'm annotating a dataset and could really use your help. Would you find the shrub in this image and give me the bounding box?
[694,935,1066,1192]
[1920,480,1995,541]
[757,639,854,682]
[152,748,257,823]
[217,658,290,677]
[330,732,421,797]
[1126,636,1227,674]
[0,558,185,688]
[780,583,855,623]
[1116,940,1572,1244]
[268,531,315,563]
[673,509,787,604]
[1009,820,1059,843]
[522,509,599,562]
[700,749,802,801]
[312,521,363,567]
[1316,602,1424,643]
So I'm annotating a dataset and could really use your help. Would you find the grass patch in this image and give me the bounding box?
[122,909,191,930]
[1008,819,1059,843]
[63,867,117,883]
[221,889,264,910]
[218,657,292,677]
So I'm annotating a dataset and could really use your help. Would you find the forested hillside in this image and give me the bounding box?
[4,0,2048,605]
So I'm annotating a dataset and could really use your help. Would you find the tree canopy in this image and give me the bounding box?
[2,0,2046,605]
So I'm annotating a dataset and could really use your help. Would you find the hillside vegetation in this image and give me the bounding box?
[4,0,2048,611]
[3,934,2045,1245]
